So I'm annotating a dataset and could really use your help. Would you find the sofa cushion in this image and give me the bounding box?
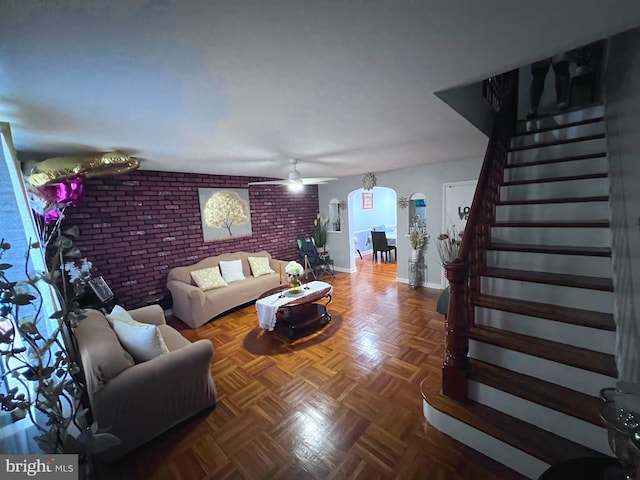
[190,267,228,290]
[75,309,135,387]
[248,256,275,277]
[219,259,246,283]
[107,306,170,363]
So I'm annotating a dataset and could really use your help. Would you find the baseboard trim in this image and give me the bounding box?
[397,278,443,290]
[423,399,549,479]
[334,266,357,273]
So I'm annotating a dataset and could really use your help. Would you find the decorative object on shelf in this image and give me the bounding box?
[599,382,640,479]
[313,214,329,248]
[397,196,409,209]
[362,172,377,191]
[339,200,347,210]
[285,261,304,294]
[436,225,463,264]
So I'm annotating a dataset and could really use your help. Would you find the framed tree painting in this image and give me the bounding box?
[198,188,253,241]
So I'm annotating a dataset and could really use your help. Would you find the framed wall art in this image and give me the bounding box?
[362,192,373,210]
[198,188,252,241]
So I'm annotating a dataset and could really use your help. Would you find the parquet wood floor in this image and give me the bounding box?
[95,256,523,480]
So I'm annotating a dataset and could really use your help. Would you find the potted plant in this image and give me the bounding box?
[409,229,426,261]
[313,214,328,252]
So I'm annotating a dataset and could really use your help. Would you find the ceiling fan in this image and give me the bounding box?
[248,159,336,191]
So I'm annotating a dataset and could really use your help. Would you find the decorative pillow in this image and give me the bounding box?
[107,306,169,363]
[248,256,275,277]
[219,259,246,283]
[190,267,228,290]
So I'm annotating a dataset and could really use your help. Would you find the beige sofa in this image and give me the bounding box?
[75,306,217,462]
[166,251,283,328]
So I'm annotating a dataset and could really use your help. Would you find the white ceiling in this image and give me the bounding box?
[1,1,639,181]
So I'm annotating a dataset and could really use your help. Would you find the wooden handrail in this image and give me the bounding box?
[442,69,519,403]
[458,70,518,261]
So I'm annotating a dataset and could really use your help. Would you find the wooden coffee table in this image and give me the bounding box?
[258,282,332,340]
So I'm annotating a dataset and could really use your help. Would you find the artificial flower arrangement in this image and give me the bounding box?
[285,261,304,277]
[313,213,329,248]
[409,229,426,251]
[436,225,463,264]
[0,180,119,456]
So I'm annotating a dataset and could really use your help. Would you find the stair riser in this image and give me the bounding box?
[480,277,613,313]
[492,226,610,248]
[486,251,612,277]
[504,156,608,182]
[500,177,608,201]
[512,121,605,149]
[468,382,609,454]
[495,201,609,223]
[516,104,605,134]
[423,401,549,479]
[468,341,616,397]
[474,307,615,354]
[509,137,606,164]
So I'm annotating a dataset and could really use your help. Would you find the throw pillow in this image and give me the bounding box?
[219,259,246,283]
[190,267,228,290]
[107,306,169,363]
[248,256,275,277]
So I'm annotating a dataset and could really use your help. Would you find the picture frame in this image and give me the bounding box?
[362,192,373,209]
[198,188,253,241]
[88,276,114,302]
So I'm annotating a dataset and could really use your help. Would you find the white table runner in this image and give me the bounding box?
[256,281,333,331]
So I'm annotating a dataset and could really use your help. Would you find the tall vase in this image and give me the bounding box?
[288,275,302,294]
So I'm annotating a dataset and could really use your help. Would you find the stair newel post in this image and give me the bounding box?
[442,259,471,403]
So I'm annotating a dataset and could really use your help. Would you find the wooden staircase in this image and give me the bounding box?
[422,103,617,479]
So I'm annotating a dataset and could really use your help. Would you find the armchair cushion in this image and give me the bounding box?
[107,305,169,363]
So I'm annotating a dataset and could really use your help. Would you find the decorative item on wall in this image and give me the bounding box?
[397,196,409,209]
[362,192,374,209]
[362,172,377,191]
[198,188,252,241]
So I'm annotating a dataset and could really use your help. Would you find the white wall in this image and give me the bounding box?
[605,28,640,383]
[319,157,483,285]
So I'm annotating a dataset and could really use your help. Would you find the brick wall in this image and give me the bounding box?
[64,170,319,309]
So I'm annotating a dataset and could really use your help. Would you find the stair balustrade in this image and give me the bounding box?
[442,70,518,402]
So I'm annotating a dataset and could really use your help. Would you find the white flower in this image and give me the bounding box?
[285,261,304,276]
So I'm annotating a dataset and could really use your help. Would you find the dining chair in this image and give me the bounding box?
[370,231,396,262]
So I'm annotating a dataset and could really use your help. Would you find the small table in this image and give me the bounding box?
[256,281,332,340]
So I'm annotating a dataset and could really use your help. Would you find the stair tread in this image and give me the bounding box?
[469,325,617,377]
[509,133,605,152]
[513,116,604,137]
[493,219,609,228]
[505,152,607,168]
[516,102,603,124]
[502,172,608,186]
[421,378,606,466]
[482,266,613,291]
[488,242,611,257]
[475,294,615,331]
[469,359,604,426]
[496,195,608,205]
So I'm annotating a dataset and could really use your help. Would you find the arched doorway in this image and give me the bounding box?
[347,186,397,270]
